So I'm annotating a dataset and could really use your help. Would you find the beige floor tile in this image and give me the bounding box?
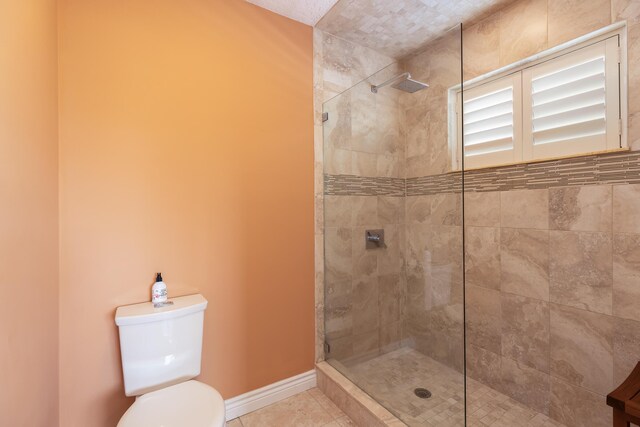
[329,347,566,426]
[308,387,347,419]
[239,391,335,427]
[237,348,566,426]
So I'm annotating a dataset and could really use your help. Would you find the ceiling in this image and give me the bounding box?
[317,0,517,58]
[246,0,517,59]
[245,0,339,26]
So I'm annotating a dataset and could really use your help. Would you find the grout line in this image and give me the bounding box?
[549,374,608,399]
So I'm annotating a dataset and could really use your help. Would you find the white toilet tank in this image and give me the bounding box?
[115,294,208,396]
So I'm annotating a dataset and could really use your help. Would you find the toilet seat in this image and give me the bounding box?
[117,380,225,427]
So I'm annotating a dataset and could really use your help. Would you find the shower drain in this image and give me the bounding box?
[414,388,432,399]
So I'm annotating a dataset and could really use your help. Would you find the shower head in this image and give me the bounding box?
[391,77,429,93]
[371,72,429,94]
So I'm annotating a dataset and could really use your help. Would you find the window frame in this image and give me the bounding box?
[450,22,628,172]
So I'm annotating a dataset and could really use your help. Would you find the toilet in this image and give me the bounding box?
[115,294,225,427]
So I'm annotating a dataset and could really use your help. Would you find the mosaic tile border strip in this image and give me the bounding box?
[406,171,462,196]
[461,150,640,194]
[324,174,405,196]
[408,150,640,195]
[326,151,640,197]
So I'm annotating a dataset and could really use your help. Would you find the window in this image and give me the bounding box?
[458,74,522,169]
[454,32,625,170]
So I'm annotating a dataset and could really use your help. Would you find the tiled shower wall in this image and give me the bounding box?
[322,60,410,363]
[400,29,465,372]
[459,1,640,426]
[323,194,406,362]
[313,30,404,362]
[464,182,640,426]
[320,29,465,366]
[316,1,640,426]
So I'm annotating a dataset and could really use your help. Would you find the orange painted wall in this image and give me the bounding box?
[58,0,314,425]
[0,0,59,425]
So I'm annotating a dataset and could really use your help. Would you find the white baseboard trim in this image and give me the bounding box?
[225,370,317,420]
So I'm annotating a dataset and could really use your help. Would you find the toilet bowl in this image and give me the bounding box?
[117,380,225,427]
[115,294,225,427]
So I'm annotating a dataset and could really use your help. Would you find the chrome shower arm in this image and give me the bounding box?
[371,72,411,93]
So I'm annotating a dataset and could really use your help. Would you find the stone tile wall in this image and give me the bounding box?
[465,184,640,426]
[316,1,640,426]
[316,30,407,364]
[323,194,406,362]
[314,28,398,362]
[399,28,466,373]
[460,2,640,425]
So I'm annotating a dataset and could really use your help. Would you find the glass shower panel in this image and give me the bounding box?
[323,25,464,426]
[323,61,406,363]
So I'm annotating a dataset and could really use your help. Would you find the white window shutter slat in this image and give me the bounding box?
[522,37,620,160]
[455,33,623,171]
[460,74,522,169]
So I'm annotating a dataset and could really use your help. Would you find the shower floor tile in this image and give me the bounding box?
[332,347,564,426]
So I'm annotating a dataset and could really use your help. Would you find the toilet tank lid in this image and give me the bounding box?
[115,294,207,326]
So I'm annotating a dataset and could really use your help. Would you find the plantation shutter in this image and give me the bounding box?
[522,36,621,160]
[460,74,522,169]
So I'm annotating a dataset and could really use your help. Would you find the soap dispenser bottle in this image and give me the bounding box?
[152,273,168,306]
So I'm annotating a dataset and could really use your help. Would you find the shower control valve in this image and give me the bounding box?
[365,229,385,249]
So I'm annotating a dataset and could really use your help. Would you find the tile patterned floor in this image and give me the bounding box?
[228,347,566,426]
[337,347,465,426]
[226,388,355,427]
[335,347,565,427]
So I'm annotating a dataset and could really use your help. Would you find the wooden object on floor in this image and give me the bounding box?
[608,362,640,427]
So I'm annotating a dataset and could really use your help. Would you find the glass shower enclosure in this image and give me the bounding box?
[322,25,465,426]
